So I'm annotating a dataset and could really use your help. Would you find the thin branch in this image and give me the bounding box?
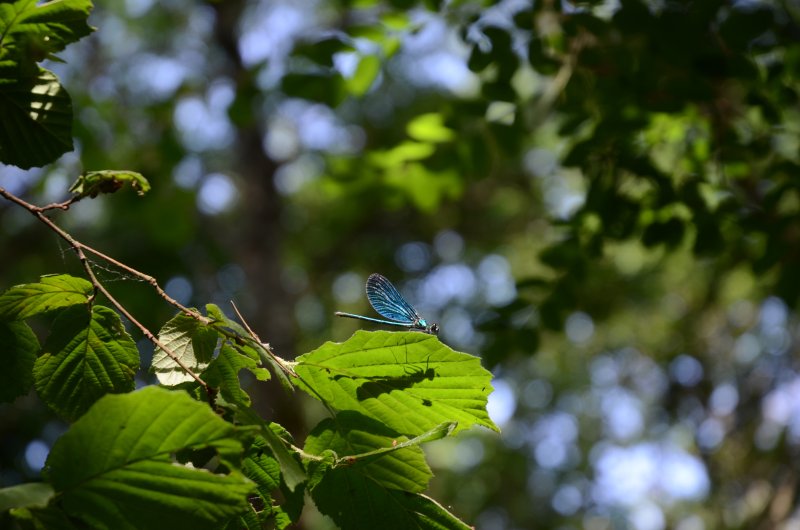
[80,245,209,324]
[230,300,297,378]
[37,196,83,212]
[0,186,212,395]
[231,300,262,342]
[13,190,208,323]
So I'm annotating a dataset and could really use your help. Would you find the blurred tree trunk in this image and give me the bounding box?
[211,1,304,436]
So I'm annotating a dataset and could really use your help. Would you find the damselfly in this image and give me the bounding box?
[335,273,439,335]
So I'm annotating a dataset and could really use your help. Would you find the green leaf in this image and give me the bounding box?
[385,163,462,213]
[388,491,473,530]
[281,72,346,107]
[152,311,217,385]
[8,505,81,530]
[203,342,270,406]
[294,331,498,437]
[206,303,290,390]
[380,11,410,31]
[243,436,282,495]
[68,170,151,198]
[0,274,92,321]
[0,68,73,168]
[45,386,255,530]
[311,467,472,530]
[0,0,94,59]
[237,436,295,528]
[305,412,441,492]
[0,482,54,512]
[33,305,139,420]
[0,320,38,402]
[346,54,381,96]
[236,408,306,491]
[260,424,306,492]
[370,141,436,168]
[406,113,455,143]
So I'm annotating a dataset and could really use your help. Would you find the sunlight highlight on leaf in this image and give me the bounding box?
[295,331,498,437]
[46,387,254,530]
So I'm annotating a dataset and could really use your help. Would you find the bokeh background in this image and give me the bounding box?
[3,0,800,528]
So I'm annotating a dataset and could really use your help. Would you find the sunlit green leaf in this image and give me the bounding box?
[46,387,254,530]
[33,305,138,420]
[385,163,462,213]
[380,12,410,31]
[243,436,282,494]
[406,113,455,143]
[0,274,92,321]
[203,342,270,406]
[0,0,94,59]
[205,303,290,389]
[346,55,381,96]
[152,311,217,385]
[371,141,436,168]
[295,331,498,437]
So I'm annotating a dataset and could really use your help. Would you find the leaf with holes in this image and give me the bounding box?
[33,305,138,420]
[0,274,92,321]
[45,387,254,530]
[294,331,497,437]
[203,342,270,406]
[152,311,217,385]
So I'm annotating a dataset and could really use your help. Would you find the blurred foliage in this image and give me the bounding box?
[3,0,800,528]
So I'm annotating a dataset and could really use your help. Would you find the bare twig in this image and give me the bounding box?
[13,191,208,323]
[80,245,209,324]
[230,300,263,343]
[37,196,83,212]
[230,300,297,378]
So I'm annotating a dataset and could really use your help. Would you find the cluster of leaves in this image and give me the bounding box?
[0,1,498,528]
[0,279,496,530]
[480,0,800,355]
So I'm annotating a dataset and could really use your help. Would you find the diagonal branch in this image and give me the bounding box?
[0,186,212,396]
